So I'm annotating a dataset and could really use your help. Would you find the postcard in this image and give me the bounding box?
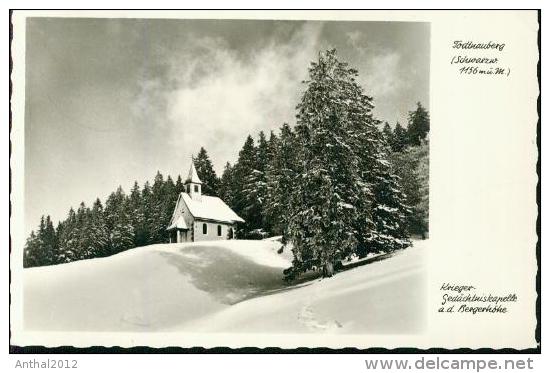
[9,10,540,350]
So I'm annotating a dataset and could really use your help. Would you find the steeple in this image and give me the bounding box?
[185,159,202,201]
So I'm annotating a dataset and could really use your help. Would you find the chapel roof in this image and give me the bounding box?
[181,193,244,224]
[167,216,188,230]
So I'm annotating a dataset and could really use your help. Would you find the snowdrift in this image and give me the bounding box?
[24,239,426,333]
[185,241,427,334]
[24,240,290,331]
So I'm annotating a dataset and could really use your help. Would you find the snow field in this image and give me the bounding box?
[24,239,427,333]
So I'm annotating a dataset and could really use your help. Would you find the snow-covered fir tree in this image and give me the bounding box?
[128,181,146,247]
[175,175,185,195]
[382,122,394,145]
[219,162,236,209]
[162,175,177,238]
[140,181,153,245]
[407,102,430,146]
[390,139,429,238]
[232,135,263,235]
[42,215,57,264]
[265,123,298,239]
[89,198,110,257]
[286,49,375,278]
[57,208,79,263]
[76,202,98,260]
[104,186,134,255]
[23,216,56,268]
[391,121,408,152]
[255,131,270,232]
[148,172,168,243]
[415,140,429,236]
[285,49,411,279]
[360,141,411,255]
[23,230,40,268]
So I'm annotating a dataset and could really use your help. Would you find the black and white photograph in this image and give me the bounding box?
[20,17,430,334]
[9,10,539,353]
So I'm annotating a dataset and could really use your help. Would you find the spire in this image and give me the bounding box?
[185,158,203,201]
[185,158,202,184]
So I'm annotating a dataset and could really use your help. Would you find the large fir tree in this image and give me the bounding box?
[286,50,374,278]
[286,49,411,279]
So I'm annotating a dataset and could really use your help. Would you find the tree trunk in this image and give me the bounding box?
[323,262,334,278]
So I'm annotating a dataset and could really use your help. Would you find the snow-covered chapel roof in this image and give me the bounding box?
[181,193,244,223]
[167,216,188,230]
[185,162,202,184]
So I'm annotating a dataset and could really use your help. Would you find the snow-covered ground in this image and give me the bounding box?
[24,239,427,333]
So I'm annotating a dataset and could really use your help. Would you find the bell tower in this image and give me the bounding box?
[185,159,202,201]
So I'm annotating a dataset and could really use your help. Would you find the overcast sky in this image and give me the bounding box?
[24,18,429,234]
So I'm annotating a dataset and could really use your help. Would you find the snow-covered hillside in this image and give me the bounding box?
[24,239,427,333]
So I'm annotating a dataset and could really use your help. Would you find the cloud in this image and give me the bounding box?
[344,29,418,127]
[130,22,414,173]
[345,30,362,46]
[135,23,324,173]
[345,30,409,97]
[363,51,403,96]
